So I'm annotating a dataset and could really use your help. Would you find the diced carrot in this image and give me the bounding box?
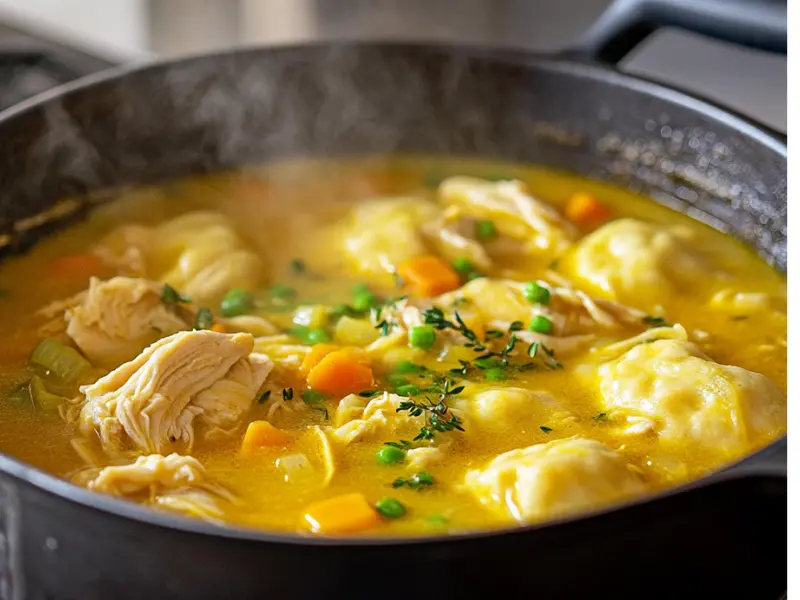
[240,420,290,453]
[210,323,227,333]
[48,253,107,279]
[303,493,380,534]
[300,343,340,373]
[306,349,374,396]
[397,255,460,297]
[565,192,611,225]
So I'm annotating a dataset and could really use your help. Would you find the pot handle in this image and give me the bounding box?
[565,0,786,65]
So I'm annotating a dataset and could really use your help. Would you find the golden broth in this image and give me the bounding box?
[0,156,787,536]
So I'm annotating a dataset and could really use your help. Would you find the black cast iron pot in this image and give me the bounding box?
[0,1,787,598]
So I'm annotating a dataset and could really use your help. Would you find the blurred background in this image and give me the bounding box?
[0,0,786,131]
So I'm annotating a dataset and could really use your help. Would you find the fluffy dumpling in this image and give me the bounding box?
[79,330,272,454]
[596,334,787,457]
[328,392,426,444]
[77,453,235,523]
[458,387,573,432]
[94,211,263,306]
[464,437,645,523]
[561,218,735,308]
[342,197,439,276]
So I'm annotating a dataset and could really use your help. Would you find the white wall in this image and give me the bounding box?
[0,0,148,59]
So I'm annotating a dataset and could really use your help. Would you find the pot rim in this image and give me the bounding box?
[0,40,787,547]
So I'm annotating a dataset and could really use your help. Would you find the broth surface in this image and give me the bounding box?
[0,157,786,536]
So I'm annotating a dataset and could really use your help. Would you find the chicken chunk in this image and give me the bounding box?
[464,437,645,523]
[79,330,272,454]
[81,453,235,523]
[63,277,193,367]
[438,177,577,264]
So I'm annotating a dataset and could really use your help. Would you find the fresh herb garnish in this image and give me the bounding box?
[392,271,405,289]
[282,387,294,401]
[396,376,465,442]
[731,315,749,321]
[257,390,272,404]
[593,412,607,421]
[642,315,670,328]
[528,342,540,358]
[359,390,382,398]
[290,258,306,275]
[540,426,553,433]
[311,406,329,420]
[384,440,413,450]
[162,283,190,304]
[302,390,326,404]
[193,307,214,330]
[392,472,435,490]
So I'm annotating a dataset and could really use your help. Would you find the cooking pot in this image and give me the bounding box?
[0,1,787,598]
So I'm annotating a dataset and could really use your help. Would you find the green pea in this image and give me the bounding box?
[528,315,553,334]
[302,389,327,404]
[386,373,409,387]
[485,367,507,381]
[409,325,436,350]
[396,384,420,397]
[523,281,551,305]
[394,361,425,374]
[353,291,377,312]
[376,445,406,465]
[451,257,474,275]
[475,219,497,241]
[410,472,434,487]
[306,328,331,345]
[290,325,311,343]
[220,288,254,317]
[270,284,296,300]
[375,497,407,518]
[425,514,449,527]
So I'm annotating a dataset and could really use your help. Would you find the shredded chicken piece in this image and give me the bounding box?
[78,453,235,523]
[438,177,577,260]
[79,330,272,454]
[381,278,647,358]
[63,277,194,367]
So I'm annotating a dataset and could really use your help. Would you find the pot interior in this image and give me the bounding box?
[0,43,786,271]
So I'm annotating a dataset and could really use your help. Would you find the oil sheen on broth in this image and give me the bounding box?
[0,157,787,537]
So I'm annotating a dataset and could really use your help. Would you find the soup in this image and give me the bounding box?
[0,157,786,536]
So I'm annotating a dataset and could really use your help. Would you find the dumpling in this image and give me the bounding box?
[342,197,439,276]
[464,437,645,523]
[596,334,787,457]
[438,177,577,263]
[328,392,425,444]
[462,387,573,432]
[79,330,272,454]
[77,453,235,523]
[561,218,735,308]
[94,211,263,306]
